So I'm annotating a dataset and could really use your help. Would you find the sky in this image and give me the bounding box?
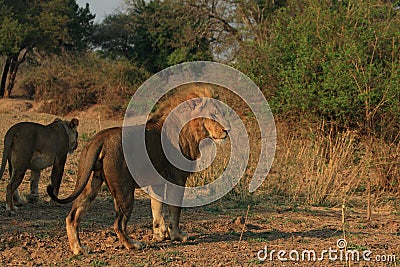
[76,0,125,22]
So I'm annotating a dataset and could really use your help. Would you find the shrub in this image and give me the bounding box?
[237,0,400,141]
[20,52,149,115]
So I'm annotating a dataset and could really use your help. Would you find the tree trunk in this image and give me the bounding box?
[0,57,11,98]
[3,49,28,98]
[5,56,19,98]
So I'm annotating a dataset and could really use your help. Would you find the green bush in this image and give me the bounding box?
[237,0,400,141]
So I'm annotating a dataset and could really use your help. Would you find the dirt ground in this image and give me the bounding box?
[0,99,399,266]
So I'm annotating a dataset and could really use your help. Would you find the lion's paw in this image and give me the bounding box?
[153,224,169,242]
[72,245,90,256]
[153,230,169,242]
[126,240,143,250]
[25,194,39,204]
[5,203,18,213]
[5,210,16,217]
[168,228,188,242]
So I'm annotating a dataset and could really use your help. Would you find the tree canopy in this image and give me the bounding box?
[0,0,94,97]
[91,0,236,73]
[236,0,400,140]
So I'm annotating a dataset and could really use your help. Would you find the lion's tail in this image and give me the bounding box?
[47,139,104,204]
[0,127,15,180]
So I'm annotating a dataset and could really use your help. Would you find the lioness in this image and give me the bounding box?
[0,118,79,212]
[48,84,230,255]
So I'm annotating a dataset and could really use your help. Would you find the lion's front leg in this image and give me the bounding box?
[167,205,188,242]
[150,197,169,241]
[165,176,187,242]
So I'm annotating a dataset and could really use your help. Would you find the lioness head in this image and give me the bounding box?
[54,118,79,154]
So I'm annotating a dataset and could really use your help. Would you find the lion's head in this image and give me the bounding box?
[187,97,230,142]
[148,83,230,160]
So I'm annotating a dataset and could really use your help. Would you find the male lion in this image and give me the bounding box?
[0,118,79,212]
[48,83,230,255]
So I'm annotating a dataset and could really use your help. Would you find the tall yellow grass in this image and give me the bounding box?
[188,119,399,210]
[265,121,399,207]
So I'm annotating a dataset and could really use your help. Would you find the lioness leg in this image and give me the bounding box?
[8,165,25,206]
[66,172,103,255]
[150,197,169,241]
[13,190,26,207]
[49,158,66,197]
[26,170,40,203]
[6,169,26,212]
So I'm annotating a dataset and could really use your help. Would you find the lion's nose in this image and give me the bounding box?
[224,125,231,134]
[223,127,230,137]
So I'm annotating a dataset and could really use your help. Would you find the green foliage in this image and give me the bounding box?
[91,13,136,59]
[237,0,400,140]
[37,0,94,51]
[3,0,399,141]
[0,16,25,54]
[0,0,94,55]
[90,259,108,267]
[0,0,95,97]
[92,0,213,73]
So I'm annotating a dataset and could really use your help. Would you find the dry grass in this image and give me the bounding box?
[185,114,399,213]
[263,121,399,210]
[18,53,149,116]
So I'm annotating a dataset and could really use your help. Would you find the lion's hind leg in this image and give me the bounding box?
[66,171,103,255]
[110,186,142,250]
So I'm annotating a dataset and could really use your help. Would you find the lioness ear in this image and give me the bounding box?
[70,118,79,128]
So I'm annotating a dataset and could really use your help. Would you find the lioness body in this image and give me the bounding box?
[48,84,230,255]
[0,118,79,212]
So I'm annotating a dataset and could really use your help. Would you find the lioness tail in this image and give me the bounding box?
[0,127,15,180]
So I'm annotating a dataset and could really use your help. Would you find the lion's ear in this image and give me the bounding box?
[70,118,79,128]
[186,94,204,110]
